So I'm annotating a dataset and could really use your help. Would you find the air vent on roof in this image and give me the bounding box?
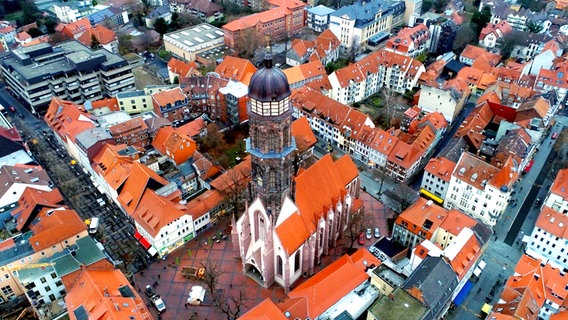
[24,168,33,173]
[30,177,39,183]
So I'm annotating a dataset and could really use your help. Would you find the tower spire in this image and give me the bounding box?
[263,35,273,68]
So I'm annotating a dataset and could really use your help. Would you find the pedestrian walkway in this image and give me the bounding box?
[133,189,392,319]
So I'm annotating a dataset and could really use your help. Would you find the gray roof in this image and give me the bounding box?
[0,233,34,267]
[0,40,128,85]
[308,5,335,16]
[52,236,106,277]
[75,127,113,151]
[331,0,405,29]
[403,256,458,319]
[116,90,147,98]
[147,5,172,19]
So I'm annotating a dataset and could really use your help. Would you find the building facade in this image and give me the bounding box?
[163,24,225,62]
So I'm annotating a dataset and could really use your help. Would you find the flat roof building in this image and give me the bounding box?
[0,40,135,111]
[163,23,225,62]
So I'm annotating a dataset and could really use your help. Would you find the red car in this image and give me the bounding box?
[358,233,365,245]
[9,106,16,113]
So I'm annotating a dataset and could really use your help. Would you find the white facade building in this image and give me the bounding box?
[444,152,516,227]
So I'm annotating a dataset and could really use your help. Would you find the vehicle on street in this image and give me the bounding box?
[552,132,558,139]
[18,113,24,118]
[9,106,16,112]
[365,228,372,239]
[374,227,380,238]
[151,294,166,313]
[145,285,155,297]
[358,233,365,245]
[88,217,99,234]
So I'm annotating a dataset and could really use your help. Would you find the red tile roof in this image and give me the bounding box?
[90,97,120,112]
[12,188,65,231]
[44,97,96,143]
[168,57,200,79]
[550,168,568,201]
[64,264,153,320]
[76,24,116,46]
[29,208,87,252]
[117,162,169,216]
[210,156,251,193]
[460,45,487,61]
[425,157,456,183]
[291,116,316,152]
[186,189,224,220]
[151,126,196,165]
[176,117,206,137]
[151,87,186,107]
[132,189,189,238]
[395,197,448,239]
[280,249,380,319]
[60,18,92,38]
[91,144,137,191]
[534,206,568,239]
[239,299,288,320]
[215,56,257,85]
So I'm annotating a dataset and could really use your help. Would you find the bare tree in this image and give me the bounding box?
[198,259,224,294]
[214,163,251,221]
[343,208,367,250]
[383,184,419,216]
[381,87,405,128]
[212,287,248,319]
[238,29,262,60]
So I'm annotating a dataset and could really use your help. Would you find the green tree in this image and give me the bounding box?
[90,34,101,49]
[527,21,543,34]
[27,27,42,38]
[19,0,40,26]
[422,0,433,13]
[92,0,98,6]
[498,30,524,59]
[471,6,492,35]
[44,17,58,34]
[433,0,449,13]
[453,23,478,52]
[153,17,168,35]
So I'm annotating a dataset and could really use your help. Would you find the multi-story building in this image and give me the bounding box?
[385,24,430,58]
[306,5,335,32]
[164,24,225,62]
[420,157,456,204]
[526,206,568,270]
[53,2,97,23]
[222,0,306,50]
[169,0,224,23]
[479,21,513,49]
[0,41,135,111]
[0,22,16,49]
[543,168,568,214]
[417,80,470,123]
[109,117,151,149]
[283,60,328,89]
[329,0,405,50]
[286,29,341,67]
[329,49,424,104]
[443,152,517,227]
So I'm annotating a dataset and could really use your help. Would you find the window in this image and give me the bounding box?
[40,277,46,283]
[1,286,13,295]
[276,256,283,276]
[294,252,301,273]
[50,273,57,279]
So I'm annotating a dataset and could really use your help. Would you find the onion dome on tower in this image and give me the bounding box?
[248,46,291,104]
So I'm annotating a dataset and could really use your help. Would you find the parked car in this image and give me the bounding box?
[9,106,16,113]
[358,233,365,245]
[145,285,155,297]
[374,227,380,238]
[365,228,372,239]
[151,294,166,313]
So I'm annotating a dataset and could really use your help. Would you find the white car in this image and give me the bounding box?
[365,228,372,240]
[374,227,380,238]
[151,295,166,313]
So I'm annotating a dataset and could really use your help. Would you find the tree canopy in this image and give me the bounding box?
[471,6,492,36]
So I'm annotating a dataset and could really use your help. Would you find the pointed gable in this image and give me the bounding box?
[151,126,196,165]
[117,162,168,215]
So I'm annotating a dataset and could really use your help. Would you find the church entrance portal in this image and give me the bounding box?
[245,263,264,285]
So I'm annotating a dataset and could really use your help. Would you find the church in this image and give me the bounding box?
[235,47,363,292]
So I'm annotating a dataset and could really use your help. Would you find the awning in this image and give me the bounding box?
[478,260,486,269]
[453,280,473,306]
[481,303,492,314]
[419,188,443,204]
[524,159,534,173]
[148,246,158,256]
[139,236,151,250]
[133,231,142,240]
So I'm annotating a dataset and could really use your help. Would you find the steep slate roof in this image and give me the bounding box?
[403,255,458,314]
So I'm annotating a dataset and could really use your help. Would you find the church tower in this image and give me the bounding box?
[246,45,295,218]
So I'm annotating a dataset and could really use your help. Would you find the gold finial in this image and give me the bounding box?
[265,34,271,49]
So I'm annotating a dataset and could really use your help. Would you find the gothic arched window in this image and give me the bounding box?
[277,256,283,276]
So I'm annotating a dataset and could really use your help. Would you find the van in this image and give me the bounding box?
[89,217,99,234]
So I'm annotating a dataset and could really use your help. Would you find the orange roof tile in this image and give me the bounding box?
[29,208,87,252]
[60,18,91,38]
[447,230,481,280]
[534,206,568,239]
[490,286,539,320]
[186,189,224,220]
[132,189,189,238]
[192,151,223,180]
[395,197,448,239]
[210,156,251,193]
[167,57,199,79]
[282,249,380,319]
[76,24,116,46]
[223,7,289,32]
[91,144,136,191]
[176,117,206,137]
[44,97,96,143]
[283,60,326,86]
[239,299,288,320]
[12,188,65,231]
[64,265,153,320]
[425,157,456,183]
[151,126,196,165]
[90,97,120,112]
[291,154,357,249]
[550,168,568,201]
[440,209,477,236]
[117,162,169,216]
[460,45,487,61]
[151,87,186,106]
[291,116,316,152]
[109,117,148,136]
[215,56,257,85]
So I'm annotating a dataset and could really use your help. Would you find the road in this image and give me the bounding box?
[0,88,151,275]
